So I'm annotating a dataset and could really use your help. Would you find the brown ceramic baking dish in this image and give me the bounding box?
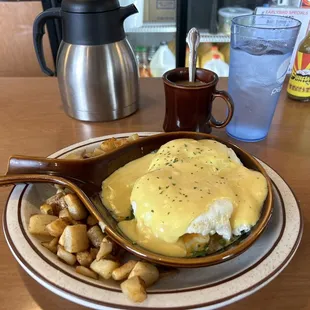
[2,132,273,267]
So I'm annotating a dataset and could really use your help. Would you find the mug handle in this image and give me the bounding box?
[209,90,234,128]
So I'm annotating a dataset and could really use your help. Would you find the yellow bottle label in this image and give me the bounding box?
[287,51,310,98]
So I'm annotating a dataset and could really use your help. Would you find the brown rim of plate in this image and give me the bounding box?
[2,163,303,310]
[3,131,273,268]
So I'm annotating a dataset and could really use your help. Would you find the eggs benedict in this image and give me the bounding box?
[101,139,268,257]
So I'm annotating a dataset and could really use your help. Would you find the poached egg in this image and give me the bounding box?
[102,139,268,257]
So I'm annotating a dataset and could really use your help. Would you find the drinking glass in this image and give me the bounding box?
[226,15,301,142]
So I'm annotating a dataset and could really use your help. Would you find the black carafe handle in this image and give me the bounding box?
[33,7,62,76]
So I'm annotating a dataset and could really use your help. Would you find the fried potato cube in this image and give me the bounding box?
[46,218,68,237]
[55,186,72,195]
[58,208,73,224]
[40,204,54,215]
[87,225,105,248]
[96,239,113,261]
[46,192,64,205]
[127,133,139,142]
[90,247,99,260]
[86,215,98,226]
[82,152,94,159]
[64,193,88,221]
[56,188,66,196]
[28,214,58,236]
[59,230,65,246]
[41,237,59,254]
[114,138,128,147]
[41,242,57,254]
[54,184,65,191]
[121,276,147,303]
[112,260,137,281]
[49,237,59,247]
[76,251,93,267]
[57,245,76,265]
[58,196,67,209]
[90,259,119,280]
[183,233,210,254]
[100,138,117,152]
[62,224,89,253]
[46,193,67,215]
[65,153,83,160]
[71,220,83,225]
[92,148,106,157]
[128,262,159,287]
[76,266,98,279]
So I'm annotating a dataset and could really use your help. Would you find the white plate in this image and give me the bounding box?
[3,132,303,310]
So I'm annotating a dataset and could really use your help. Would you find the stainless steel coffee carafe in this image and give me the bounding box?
[33,0,139,122]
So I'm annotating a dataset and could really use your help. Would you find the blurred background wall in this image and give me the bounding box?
[0,1,53,76]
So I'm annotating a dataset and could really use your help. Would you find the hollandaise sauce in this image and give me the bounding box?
[101,153,155,221]
[101,139,268,257]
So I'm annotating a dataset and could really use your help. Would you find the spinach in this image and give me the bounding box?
[219,238,227,246]
[191,247,209,258]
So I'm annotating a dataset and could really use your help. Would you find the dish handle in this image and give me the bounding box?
[0,174,108,232]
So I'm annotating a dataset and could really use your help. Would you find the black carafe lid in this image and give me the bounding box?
[62,0,120,13]
[60,0,138,45]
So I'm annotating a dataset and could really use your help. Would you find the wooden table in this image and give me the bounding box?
[0,77,309,310]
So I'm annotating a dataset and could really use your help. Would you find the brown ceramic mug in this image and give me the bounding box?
[162,68,234,133]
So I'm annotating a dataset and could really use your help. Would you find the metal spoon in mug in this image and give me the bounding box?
[187,27,200,82]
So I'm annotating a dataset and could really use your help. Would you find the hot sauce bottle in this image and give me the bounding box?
[287,30,310,102]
